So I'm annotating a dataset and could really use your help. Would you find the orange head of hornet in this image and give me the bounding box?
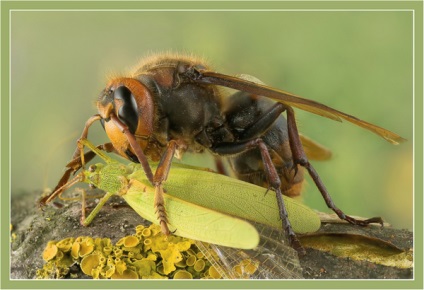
[97,77,155,161]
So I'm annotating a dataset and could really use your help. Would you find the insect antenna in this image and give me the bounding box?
[43,173,84,205]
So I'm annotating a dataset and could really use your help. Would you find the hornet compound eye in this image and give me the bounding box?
[114,86,139,134]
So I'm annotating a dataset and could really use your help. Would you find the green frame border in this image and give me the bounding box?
[1,1,422,289]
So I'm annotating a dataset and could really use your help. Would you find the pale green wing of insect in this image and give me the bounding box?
[82,161,260,250]
[129,163,321,234]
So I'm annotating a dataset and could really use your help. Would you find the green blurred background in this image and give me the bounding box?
[11,10,413,229]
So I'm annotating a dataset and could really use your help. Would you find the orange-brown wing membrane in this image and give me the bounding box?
[195,71,406,145]
[299,134,332,161]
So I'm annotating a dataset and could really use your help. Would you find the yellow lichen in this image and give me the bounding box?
[186,255,196,266]
[71,241,80,259]
[37,223,235,279]
[208,265,222,279]
[55,250,64,260]
[113,248,123,258]
[150,226,161,236]
[79,238,95,257]
[111,269,138,279]
[114,259,127,275]
[141,228,151,237]
[107,256,114,266]
[186,248,196,256]
[80,254,101,275]
[99,255,106,265]
[56,238,74,252]
[103,246,113,256]
[101,264,116,278]
[91,267,101,279]
[122,246,140,254]
[116,237,126,247]
[145,252,157,261]
[42,243,58,261]
[176,259,187,268]
[135,225,145,233]
[133,259,156,277]
[158,243,184,274]
[174,270,193,279]
[194,259,206,272]
[196,251,204,259]
[150,236,170,252]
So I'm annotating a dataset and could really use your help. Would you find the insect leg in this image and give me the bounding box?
[109,113,154,184]
[70,114,103,160]
[214,156,228,176]
[76,140,117,165]
[80,190,115,226]
[248,139,304,253]
[41,114,105,206]
[152,140,179,235]
[40,142,116,206]
[240,103,286,140]
[285,106,384,226]
[212,140,304,253]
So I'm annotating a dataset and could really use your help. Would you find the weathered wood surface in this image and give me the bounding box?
[10,190,413,280]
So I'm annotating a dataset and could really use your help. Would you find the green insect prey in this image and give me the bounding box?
[74,139,320,249]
